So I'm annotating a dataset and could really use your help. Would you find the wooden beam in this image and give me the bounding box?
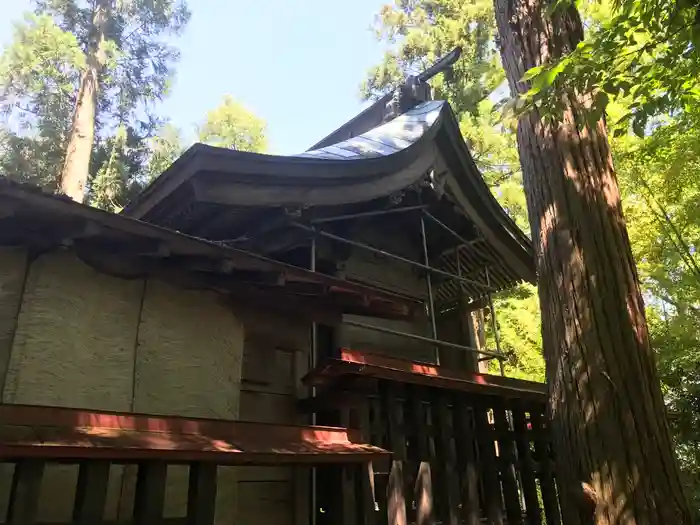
[0,404,390,465]
[302,349,548,402]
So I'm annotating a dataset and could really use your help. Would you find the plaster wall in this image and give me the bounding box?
[0,249,244,523]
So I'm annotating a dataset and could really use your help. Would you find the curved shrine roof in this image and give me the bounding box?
[123,100,535,300]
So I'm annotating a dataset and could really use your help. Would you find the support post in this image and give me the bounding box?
[310,232,318,525]
[419,214,439,364]
[485,267,505,376]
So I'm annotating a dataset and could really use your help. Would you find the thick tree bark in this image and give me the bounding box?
[493,2,693,524]
[59,1,110,202]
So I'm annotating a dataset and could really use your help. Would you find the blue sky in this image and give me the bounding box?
[0,0,390,154]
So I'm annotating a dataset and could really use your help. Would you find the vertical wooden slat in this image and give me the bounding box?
[357,462,377,525]
[413,462,433,525]
[133,461,167,525]
[187,462,217,525]
[386,461,406,525]
[530,411,561,525]
[474,404,504,525]
[369,394,388,524]
[435,393,460,525]
[358,400,377,518]
[379,381,407,525]
[7,459,44,525]
[512,406,542,525]
[453,399,481,525]
[407,385,432,525]
[293,467,311,525]
[340,466,357,525]
[73,460,110,525]
[341,407,359,525]
[493,403,523,524]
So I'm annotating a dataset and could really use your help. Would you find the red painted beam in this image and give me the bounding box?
[303,348,547,402]
[0,404,389,464]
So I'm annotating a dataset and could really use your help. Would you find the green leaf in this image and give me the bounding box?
[521,65,544,82]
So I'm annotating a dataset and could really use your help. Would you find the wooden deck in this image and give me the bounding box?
[0,404,383,525]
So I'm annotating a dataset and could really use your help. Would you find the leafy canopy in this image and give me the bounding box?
[520,0,700,136]
[0,0,190,206]
[198,95,268,152]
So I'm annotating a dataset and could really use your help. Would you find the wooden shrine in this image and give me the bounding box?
[0,50,560,524]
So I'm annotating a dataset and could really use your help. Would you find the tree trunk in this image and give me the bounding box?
[59,1,110,203]
[493,2,693,524]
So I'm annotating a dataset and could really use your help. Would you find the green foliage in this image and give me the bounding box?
[520,0,700,135]
[0,0,190,206]
[143,123,183,182]
[0,14,84,188]
[198,95,267,152]
[614,110,700,511]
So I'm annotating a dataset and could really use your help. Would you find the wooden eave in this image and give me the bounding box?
[0,179,419,321]
[122,101,535,292]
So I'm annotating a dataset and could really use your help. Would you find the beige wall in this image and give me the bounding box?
[0,249,246,523]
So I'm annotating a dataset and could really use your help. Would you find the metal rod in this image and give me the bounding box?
[456,246,465,293]
[422,210,473,247]
[420,214,439,365]
[485,267,505,376]
[343,319,505,360]
[310,233,317,525]
[293,223,495,292]
[311,204,428,224]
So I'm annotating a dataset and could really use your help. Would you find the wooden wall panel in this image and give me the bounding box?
[237,314,311,525]
[4,251,142,410]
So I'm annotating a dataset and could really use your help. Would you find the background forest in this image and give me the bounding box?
[1,0,698,515]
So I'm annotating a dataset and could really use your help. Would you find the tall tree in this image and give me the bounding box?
[0,0,190,202]
[493,1,692,523]
[58,0,110,201]
[198,95,267,152]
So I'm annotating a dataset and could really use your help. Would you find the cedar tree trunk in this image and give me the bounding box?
[59,1,110,202]
[493,1,693,524]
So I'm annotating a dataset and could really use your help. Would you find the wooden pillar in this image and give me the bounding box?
[466,308,490,374]
[380,381,407,525]
[7,459,44,525]
[453,398,481,525]
[407,386,433,525]
[434,394,461,525]
[133,461,167,525]
[186,462,217,525]
[73,461,111,525]
[474,404,504,525]
[530,411,561,525]
[512,404,542,525]
[493,403,523,524]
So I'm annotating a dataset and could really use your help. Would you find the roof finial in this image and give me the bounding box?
[384,47,462,121]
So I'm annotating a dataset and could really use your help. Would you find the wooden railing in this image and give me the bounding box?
[0,404,386,524]
[304,349,561,525]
